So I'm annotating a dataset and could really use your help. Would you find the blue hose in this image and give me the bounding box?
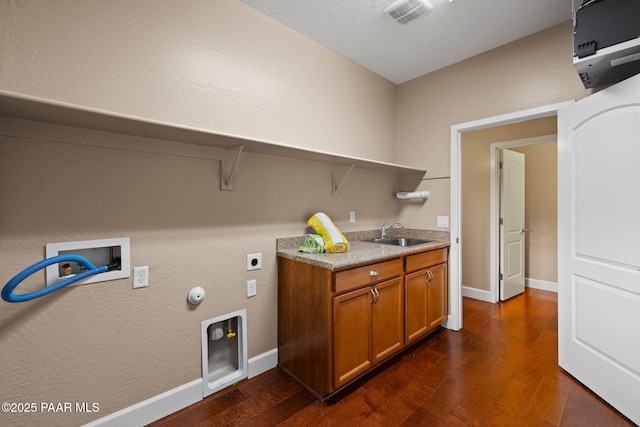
[1,254,110,303]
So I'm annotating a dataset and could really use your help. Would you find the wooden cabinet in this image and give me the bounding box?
[371,278,404,362]
[427,263,448,329]
[404,248,449,345]
[405,269,429,343]
[333,276,404,389]
[278,246,447,400]
[333,286,373,388]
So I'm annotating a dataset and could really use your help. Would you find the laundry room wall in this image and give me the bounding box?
[0,1,401,425]
[0,0,396,163]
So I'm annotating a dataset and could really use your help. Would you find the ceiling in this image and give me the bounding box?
[239,0,577,84]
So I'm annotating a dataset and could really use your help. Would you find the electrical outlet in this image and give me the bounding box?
[247,279,257,297]
[349,211,356,223]
[133,266,149,288]
[246,253,262,271]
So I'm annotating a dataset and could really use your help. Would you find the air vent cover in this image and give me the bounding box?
[385,0,433,24]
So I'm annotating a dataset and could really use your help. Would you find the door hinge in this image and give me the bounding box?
[499,217,504,225]
[499,273,503,281]
[499,161,503,169]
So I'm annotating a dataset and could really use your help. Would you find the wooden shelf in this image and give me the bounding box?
[0,90,426,180]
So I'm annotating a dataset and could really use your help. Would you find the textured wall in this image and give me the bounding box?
[0,0,396,163]
[396,21,592,229]
[0,118,399,426]
[0,3,598,426]
[0,1,400,425]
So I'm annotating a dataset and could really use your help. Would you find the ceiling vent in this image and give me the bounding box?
[385,0,434,25]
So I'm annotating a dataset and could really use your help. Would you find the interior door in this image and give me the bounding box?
[500,148,526,300]
[558,73,640,425]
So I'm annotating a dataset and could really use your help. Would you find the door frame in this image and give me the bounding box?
[447,101,572,330]
[491,135,556,303]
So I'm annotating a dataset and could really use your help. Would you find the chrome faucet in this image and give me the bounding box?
[380,221,404,239]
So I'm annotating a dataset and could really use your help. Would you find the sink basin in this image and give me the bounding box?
[365,237,435,247]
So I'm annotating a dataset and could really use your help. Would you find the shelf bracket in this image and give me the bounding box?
[332,163,356,194]
[220,144,245,191]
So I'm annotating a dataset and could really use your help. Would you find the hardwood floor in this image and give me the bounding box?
[148,289,634,426]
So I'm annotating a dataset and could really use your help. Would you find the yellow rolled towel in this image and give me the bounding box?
[308,212,349,253]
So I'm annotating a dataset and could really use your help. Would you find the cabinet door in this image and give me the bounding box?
[333,286,373,389]
[372,277,404,364]
[427,263,448,329]
[405,270,428,344]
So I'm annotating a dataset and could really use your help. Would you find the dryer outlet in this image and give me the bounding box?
[246,253,262,271]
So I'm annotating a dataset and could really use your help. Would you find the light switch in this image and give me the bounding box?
[247,279,257,297]
[437,216,449,228]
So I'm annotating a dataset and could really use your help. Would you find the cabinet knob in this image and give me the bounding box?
[369,270,378,277]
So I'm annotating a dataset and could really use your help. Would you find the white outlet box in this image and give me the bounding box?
[246,253,262,271]
[133,266,149,288]
[247,279,257,297]
[45,237,130,287]
[349,211,356,223]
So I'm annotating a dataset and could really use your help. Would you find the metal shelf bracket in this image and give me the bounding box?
[332,163,356,194]
[220,144,245,191]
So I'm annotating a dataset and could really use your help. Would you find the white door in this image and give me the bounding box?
[500,149,526,300]
[558,73,640,425]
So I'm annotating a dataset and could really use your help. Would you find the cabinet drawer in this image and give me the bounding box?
[334,258,403,294]
[405,248,448,273]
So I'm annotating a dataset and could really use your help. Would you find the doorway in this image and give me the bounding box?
[448,101,572,330]
[460,124,558,303]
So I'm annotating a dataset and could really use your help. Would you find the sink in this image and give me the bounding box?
[365,237,435,247]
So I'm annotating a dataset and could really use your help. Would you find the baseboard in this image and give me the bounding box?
[462,285,495,303]
[248,348,278,379]
[461,279,558,304]
[84,348,279,427]
[83,379,202,427]
[525,278,558,293]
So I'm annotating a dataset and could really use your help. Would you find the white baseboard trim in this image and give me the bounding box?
[84,348,279,427]
[462,286,495,303]
[83,379,202,427]
[248,348,278,379]
[525,278,558,293]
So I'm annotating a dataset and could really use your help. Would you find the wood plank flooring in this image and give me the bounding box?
[148,289,635,426]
